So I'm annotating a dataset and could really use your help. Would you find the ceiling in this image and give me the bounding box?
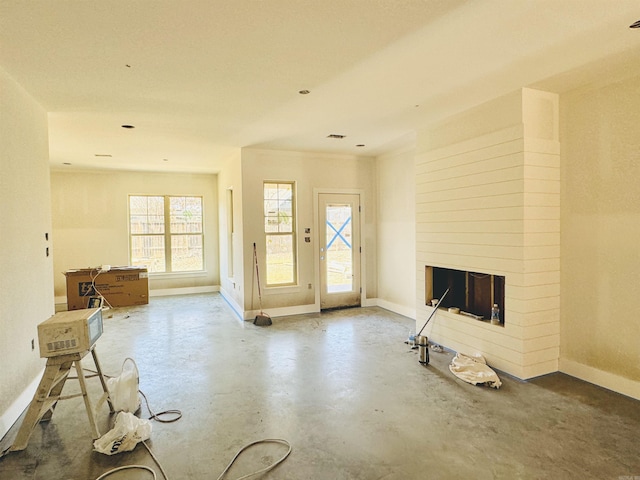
[2,0,640,174]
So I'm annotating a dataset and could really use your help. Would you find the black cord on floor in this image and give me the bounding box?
[139,390,182,423]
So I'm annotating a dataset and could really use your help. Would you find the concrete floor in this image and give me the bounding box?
[1,293,639,479]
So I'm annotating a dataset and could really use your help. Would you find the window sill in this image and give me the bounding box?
[149,270,208,280]
[264,284,301,295]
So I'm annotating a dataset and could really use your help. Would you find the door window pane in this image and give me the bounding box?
[325,204,353,293]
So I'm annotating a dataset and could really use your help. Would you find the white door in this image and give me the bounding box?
[319,193,361,309]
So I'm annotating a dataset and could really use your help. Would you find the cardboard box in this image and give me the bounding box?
[65,266,149,310]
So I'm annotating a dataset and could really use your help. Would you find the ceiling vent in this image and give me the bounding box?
[327,134,346,139]
[630,20,640,28]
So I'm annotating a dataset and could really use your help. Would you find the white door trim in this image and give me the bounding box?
[313,188,366,310]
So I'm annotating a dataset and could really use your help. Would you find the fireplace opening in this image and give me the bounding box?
[425,266,505,325]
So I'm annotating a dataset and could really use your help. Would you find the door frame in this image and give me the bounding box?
[313,188,366,310]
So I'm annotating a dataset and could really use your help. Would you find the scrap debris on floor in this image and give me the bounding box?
[449,353,502,389]
[404,335,501,388]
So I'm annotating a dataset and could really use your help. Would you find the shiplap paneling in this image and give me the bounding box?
[415,88,560,379]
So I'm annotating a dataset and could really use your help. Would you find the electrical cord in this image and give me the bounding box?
[92,400,176,480]
[139,390,182,423]
[86,268,113,310]
[9,365,291,479]
[91,371,291,480]
[143,440,170,480]
[215,438,292,480]
[95,464,158,480]
[90,366,178,480]
[95,436,292,480]
[75,367,182,424]
[76,366,182,424]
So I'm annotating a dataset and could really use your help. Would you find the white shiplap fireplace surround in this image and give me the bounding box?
[415,88,560,380]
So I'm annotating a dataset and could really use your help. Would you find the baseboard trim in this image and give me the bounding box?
[219,288,243,321]
[361,298,377,307]
[0,368,44,442]
[560,358,640,401]
[244,303,319,321]
[150,285,219,297]
[367,298,416,320]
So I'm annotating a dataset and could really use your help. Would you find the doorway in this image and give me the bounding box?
[318,193,361,309]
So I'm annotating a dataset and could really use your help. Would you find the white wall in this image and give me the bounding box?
[415,88,560,380]
[50,169,219,302]
[0,67,54,438]
[240,148,376,316]
[217,150,244,318]
[375,145,416,319]
[560,75,640,400]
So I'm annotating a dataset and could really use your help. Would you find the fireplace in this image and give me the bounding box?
[414,88,560,379]
[426,266,504,324]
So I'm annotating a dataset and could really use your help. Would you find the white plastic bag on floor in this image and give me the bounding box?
[107,357,140,413]
[93,411,152,455]
[449,353,502,389]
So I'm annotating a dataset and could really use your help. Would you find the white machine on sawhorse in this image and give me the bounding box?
[10,308,114,452]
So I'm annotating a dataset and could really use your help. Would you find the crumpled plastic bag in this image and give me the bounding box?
[93,411,152,455]
[107,358,140,413]
[449,353,502,389]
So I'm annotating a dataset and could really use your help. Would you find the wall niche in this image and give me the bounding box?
[425,266,505,325]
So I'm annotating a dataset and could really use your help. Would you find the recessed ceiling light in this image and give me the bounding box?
[299,89,310,95]
[630,20,640,28]
[327,134,346,139]
[121,124,135,129]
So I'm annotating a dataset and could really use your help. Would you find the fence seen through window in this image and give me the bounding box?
[129,195,203,273]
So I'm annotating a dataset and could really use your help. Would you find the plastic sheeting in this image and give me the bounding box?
[449,353,502,389]
[94,411,152,455]
[106,357,141,413]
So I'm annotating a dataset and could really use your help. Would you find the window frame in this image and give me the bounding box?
[263,181,297,287]
[128,194,205,274]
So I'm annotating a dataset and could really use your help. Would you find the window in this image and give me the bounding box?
[129,195,204,273]
[263,182,296,285]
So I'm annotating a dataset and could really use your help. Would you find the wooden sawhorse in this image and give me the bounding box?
[10,346,114,451]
